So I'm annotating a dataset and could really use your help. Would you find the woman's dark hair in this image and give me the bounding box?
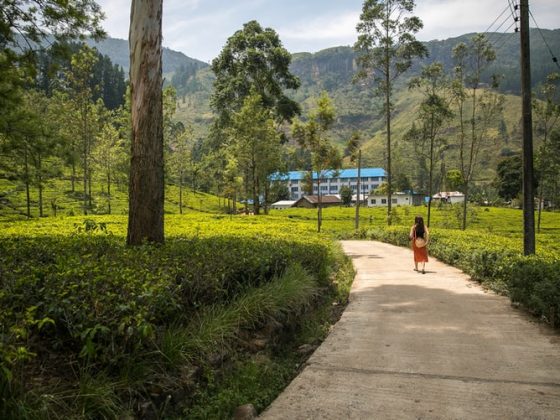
[414,216,425,238]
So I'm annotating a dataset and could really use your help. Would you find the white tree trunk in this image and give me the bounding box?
[127,0,164,245]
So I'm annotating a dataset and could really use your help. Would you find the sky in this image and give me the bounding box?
[96,0,560,63]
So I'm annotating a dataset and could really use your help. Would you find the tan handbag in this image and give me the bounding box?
[414,237,427,248]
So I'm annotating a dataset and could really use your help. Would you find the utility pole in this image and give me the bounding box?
[520,0,536,255]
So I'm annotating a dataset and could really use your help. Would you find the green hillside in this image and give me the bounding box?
[168,29,558,184]
[0,177,228,221]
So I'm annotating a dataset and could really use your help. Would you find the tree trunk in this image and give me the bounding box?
[127,0,164,245]
[179,168,183,214]
[385,16,392,226]
[317,175,322,233]
[462,183,469,230]
[83,104,89,215]
[355,149,361,230]
[71,145,76,193]
[38,154,43,217]
[264,179,270,215]
[427,118,435,228]
[107,167,112,214]
[252,156,259,215]
[24,146,31,218]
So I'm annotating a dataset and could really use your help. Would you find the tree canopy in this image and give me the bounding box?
[210,20,301,127]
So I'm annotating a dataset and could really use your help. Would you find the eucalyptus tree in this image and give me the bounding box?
[406,62,453,227]
[451,34,504,230]
[127,0,164,245]
[533,73,560,231]
[354,0,427,225]
[292,92,342,232]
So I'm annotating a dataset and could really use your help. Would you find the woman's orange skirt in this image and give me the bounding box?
[413,242,428,263]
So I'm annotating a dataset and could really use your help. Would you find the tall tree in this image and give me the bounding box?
[452,34,503,230]
[92,121,126,214]
[533,73,560,232]
[354,0,427,225]
[292,92,342,232]
[406,62,453,227]
[127,0,164,245]
[211,20,300,129]
[347,131,364,230]
[65,44,99,214]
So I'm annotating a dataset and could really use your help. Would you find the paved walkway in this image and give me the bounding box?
[260,241,560,419]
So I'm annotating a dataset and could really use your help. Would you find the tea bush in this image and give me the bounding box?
[0,215,349,418]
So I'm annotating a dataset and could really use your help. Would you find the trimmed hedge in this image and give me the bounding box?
[357,226,560,327]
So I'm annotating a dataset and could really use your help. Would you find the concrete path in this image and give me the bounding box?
[260,240,560,419]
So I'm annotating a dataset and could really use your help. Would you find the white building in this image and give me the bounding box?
[271,168,387,200]
[270,200,296,209]
[368,192,422,207]
[432,191,465,204]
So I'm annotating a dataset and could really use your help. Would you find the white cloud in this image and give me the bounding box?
[279,11,359,42]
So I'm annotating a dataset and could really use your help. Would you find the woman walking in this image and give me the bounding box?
[409,216,429,274]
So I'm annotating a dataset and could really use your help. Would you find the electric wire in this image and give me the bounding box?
[483,0,519,52]
[529,9,560,71]
[482,4,512,36]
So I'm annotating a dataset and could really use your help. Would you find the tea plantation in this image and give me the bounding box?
[0,202,558,418]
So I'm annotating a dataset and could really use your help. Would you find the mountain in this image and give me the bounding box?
[86,37,209,76]
[173,28,559,137]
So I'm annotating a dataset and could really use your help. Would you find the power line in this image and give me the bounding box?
[491,21,519,52]
[529,9,560,71]
[483,1,519,51]
[482,4,512,36]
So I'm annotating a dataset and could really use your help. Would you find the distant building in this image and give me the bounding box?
[270,200,296,209]
[271,168,387,200]
[293,195,342,208]
[368,192,423,207]
[432,191,465,204]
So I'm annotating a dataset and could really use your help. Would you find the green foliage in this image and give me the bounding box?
[211,20,300,126]
[496,154,522,201]
[0,212,352,418]
[340,186,353,206]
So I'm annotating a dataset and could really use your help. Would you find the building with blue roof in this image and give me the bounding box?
[272,168,387,200]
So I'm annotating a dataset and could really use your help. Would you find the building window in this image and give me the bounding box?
[381,199,387,204]
[291,187,299,192]
[371,199,377,204]
[361,177,368,182]
[392,198,397,204]
[329,186,338,192]
[321,185,328,191]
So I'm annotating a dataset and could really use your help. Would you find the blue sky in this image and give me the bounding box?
[97,0,560,62]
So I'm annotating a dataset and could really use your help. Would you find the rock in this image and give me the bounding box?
[297,344,318,356]
[248,338,268,352]
[233,403,257,420]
